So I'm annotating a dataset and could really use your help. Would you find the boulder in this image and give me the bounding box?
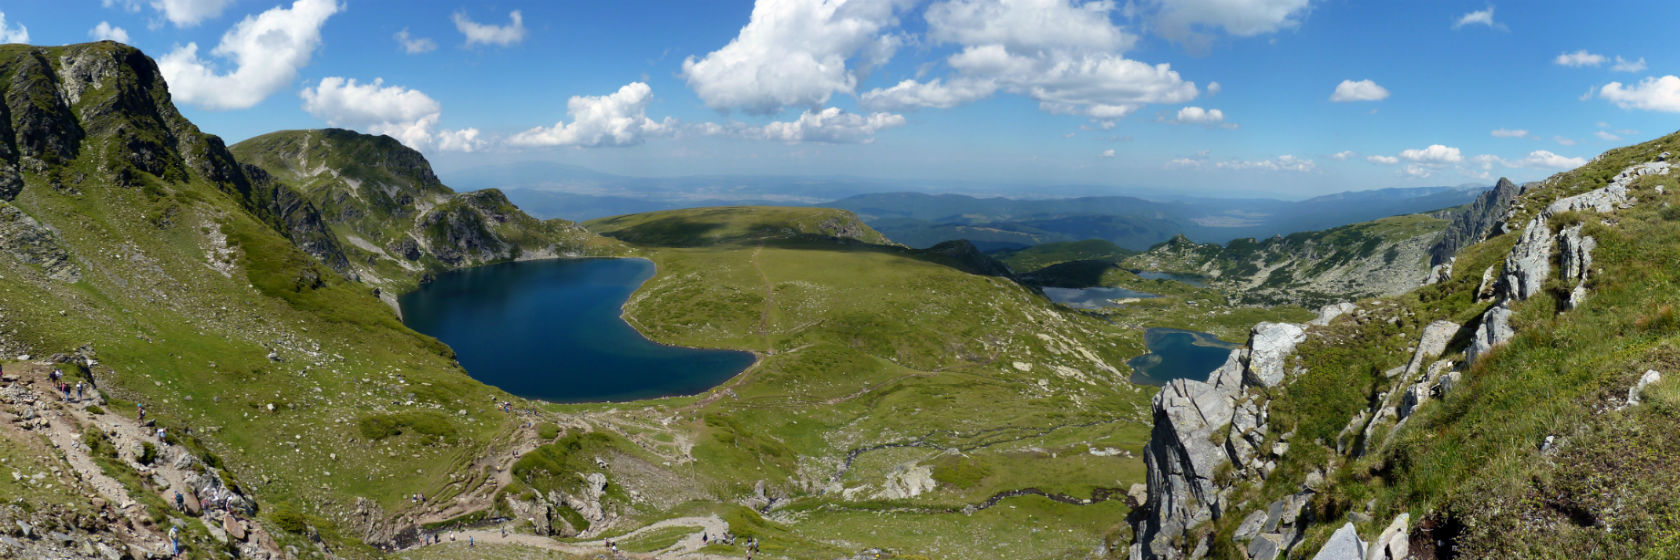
[1558,224,1595,283]
[1437,370,1463,398]
[1312,523,1367,560]
[1311,303,1356,327]
[1398,384,1429,420]
[1403,321,1459,379]
[1466,303,1514,365]
[223,515,247,542]
[1475,265,1497,301]
[1628,370,1662,407]
[1365,513,1408,560]
[1421,262,1452,286]
[1246,323,1307,388]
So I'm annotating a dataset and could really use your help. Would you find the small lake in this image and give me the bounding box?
[1042,286,1159,310]
[398,258,755,403]
[1127,328,1241,386]
[1133,270,1207,287]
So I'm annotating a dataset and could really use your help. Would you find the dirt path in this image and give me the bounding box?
[0,362,282,558]
[411,515,731,559]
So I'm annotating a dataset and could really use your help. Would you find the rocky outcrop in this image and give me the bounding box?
[1498,215,1553,302]
[1421,260,1452,286]
[1429,177,1523,266]
[1627,370,1662,407]
[1312,523,1366,560]
[1466,302,1513,365]
[1557,224,1595,309]
[0,202,80,281]
[1311,302,1356,326]
[1132,322,1310,559]
[1365,514,1409,560]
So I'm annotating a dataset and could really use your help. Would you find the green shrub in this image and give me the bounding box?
[356,410,457,442]
[537,423,561,441]
[138,442,157,465]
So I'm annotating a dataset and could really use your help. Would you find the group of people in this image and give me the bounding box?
[47,368,85,402]
[702,532,762,556]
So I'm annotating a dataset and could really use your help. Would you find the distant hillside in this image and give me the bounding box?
[1123,212,1451,306]
[585,206,892,247]
[231,129,612,293]
[991,239,1136,273]
[825,187,1483,251]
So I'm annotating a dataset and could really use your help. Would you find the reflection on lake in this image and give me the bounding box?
[1042,286,1159,310]
[1127,328,1240,386]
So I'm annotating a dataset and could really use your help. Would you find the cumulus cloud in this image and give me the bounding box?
[1206,81,1221,96]
[90,21,130,43]
[1167,106,1233,127]
[300,77,482,152]
[1402,164,1432,178]
[1554,50,1604,67]
[1611,56,1647,73]
[1367,155,1398,164]
[1600,76,1680,112]
[861,0,1198,119]
[1399,144,1463,164]
[1101,148,1116,157]
[683,0,911,114]
[1330,150,1355,160]
[0,12,29,43]
[1516,150,1586,170]
[1490,128,1528,138]
[1330,79,1388,102]
[151,0,234,27]
[103,0,143,13]
[1594,130,1620,141]
[454,10,526,47]
[1452,6,1501,30]
[509,82,675,148]
[859,77,998,111]
[158,0,340,111]
[700,107,906,144]
[1141,0,1312,44]
[394,28,436,54]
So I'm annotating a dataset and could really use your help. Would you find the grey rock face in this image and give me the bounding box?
[1498,216,1553,302]
[0,203,80,282]
[1466,303,1514,365]
[1138,377,1239,555]
[1421,262,1452,286]
[1430,177,1524,266]
[1312,523,1367,560]
[1365,514,1409,560]
[1246,323,1307,388]
[1404,321,1459,379]
[1475,265,1497,301]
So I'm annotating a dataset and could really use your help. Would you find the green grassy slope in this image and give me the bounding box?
[1192,132,1680,558]
[992,239,1136,274]
[0,42,524,558]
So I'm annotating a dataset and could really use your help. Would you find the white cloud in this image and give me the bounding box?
[1100,148,1116,157]
[0,11,29,43]
[1168,153,1314,172]
[158,0,340,111]
[1330,79,1388,102]
[151,0,234,27]
[1554,50,1605,67]
[394,28,436,54]
[1402,164,1432,178]
[1490,128,1528,138]
[1611,56,1647,73]
[103,0,143,13]
[1206,81,1221,96]
[1168,106,1231,127]
[300,77,483,152]
[1366,155,1398,164]
[1594,130,1620,141]
[1554,135,1576,146]
[1452,6,1501,30]
[1399,144,1463,164]
[1517,150,1586,170]
[1331,150,1355,160]
[1600,76,1680,112]
[90,21,130,43]
[509,82,675,148]
[859,78,998,111]
[855,0,1198,119]
[1142,0,1312,43]
[754,108,907,143]
[683,0,911,114]
[454,9,526,47]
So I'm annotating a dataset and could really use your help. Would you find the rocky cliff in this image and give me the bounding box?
[230,129,610,291]
[1427,177,1523,266]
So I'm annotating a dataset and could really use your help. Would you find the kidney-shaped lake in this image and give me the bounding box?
[399,258,755,403]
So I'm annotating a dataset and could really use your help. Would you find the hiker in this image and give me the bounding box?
[175,490,185,511]
[157,427,167,442]
[76,381,84,400]
[468,535,474,548]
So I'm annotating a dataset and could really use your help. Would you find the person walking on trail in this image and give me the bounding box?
[76,381,84,401]
[174,490,185,511]
[468,535,474,548]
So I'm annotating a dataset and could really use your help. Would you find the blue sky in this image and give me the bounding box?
[6,0,1680,197]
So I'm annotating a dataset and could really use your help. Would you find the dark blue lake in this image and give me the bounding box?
[1042,286,1158,310]
[1127,328,1240,386]
[398,258,755,403]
